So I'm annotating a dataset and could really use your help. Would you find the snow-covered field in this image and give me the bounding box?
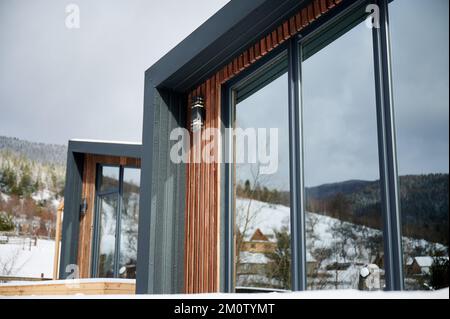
[0,198,447,294]
[0,237,54,279]
[2,285,448,299]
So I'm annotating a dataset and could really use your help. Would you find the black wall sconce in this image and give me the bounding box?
[80,198,88,218]
[191,96,205,132]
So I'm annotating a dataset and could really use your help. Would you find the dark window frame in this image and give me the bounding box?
[91,163,141,278]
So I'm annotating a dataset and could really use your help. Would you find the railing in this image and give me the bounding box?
[0,276,52,283]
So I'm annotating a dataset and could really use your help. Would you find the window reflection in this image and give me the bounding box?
[95,165,140,279]
[302,21,385,290]
[98,193,118,278]
[390,0,449,290]
[234,55,291,291]
[99,166,120,193]
[119,168,140,279]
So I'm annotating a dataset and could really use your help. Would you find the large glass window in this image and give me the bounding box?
[390,0,449,290]
[98,192,119,278]
[119,168,141,279]
[94,164,140,279]
[232,54,291,291]
[302,17,384,290]
[224,0,448,292]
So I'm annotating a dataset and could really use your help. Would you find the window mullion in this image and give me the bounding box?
[288,37,307,291]
[372,0,404,291]
[114,166,124,278]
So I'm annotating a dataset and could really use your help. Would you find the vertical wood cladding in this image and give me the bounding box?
[184,0,343,293]
[77,154,140,278]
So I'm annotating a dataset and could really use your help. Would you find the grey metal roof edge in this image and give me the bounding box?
[68,139,142,159]
[145,0,307,92]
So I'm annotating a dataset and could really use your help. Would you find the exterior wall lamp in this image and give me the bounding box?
[191,96,205,132]
[79,198,88,217]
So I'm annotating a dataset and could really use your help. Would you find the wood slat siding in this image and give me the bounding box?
[184,0,343,293]
[77,154,141,278]
[0,280,135,296]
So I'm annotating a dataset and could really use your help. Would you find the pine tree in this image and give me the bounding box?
[0,213,14,231]
[266,228,291,290]
[2,165,17,193]
[18,164,34,197]
[244,180,251,195]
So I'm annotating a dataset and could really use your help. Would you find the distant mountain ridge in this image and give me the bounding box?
[306,179,375,200]
[0,136,67,166]
[240,174,449,246]
[305,174,449,245]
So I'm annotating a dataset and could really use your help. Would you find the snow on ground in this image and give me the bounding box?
[30,190,62,209]
[31,190,53,202]
[0,237,54,278]
[236,198,448,289]
[0,192,10,202]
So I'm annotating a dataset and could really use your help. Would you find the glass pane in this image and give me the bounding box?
[234,54,291,291]
[390,0,449,290]
[98,193,118,278]
[302,21,385,290]
[119,168,141,279]
[99,166,120,193]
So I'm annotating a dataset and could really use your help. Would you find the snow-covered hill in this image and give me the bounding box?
[0,136,66,166]
[236,198,448,290]
[1,146,65,239]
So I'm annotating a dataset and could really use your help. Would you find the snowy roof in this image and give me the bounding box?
[239,251,316,264]
[415,256,449,267]
[240,252,269,264]
[414,257,434,268]
[70,138,142,145]
[406,257,414,266]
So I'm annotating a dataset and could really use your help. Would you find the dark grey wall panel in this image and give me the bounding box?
[137,75,186,294]
[59,151,84,279]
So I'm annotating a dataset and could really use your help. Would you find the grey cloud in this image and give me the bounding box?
[0,0,230,145]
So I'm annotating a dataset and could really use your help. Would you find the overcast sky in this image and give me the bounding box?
[1,0,448,188]
[236,0,449,188]
[0,0,230,145]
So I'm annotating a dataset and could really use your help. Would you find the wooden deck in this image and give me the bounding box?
[0,279,136,296]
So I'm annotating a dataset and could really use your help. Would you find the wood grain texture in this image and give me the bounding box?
[184,0,343,294]
[0,280,135,296]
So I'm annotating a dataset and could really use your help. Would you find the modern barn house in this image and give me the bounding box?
[54,0,449,295]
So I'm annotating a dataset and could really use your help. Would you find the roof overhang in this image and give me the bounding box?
[146,0,308,92]
[69,139,142,159]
